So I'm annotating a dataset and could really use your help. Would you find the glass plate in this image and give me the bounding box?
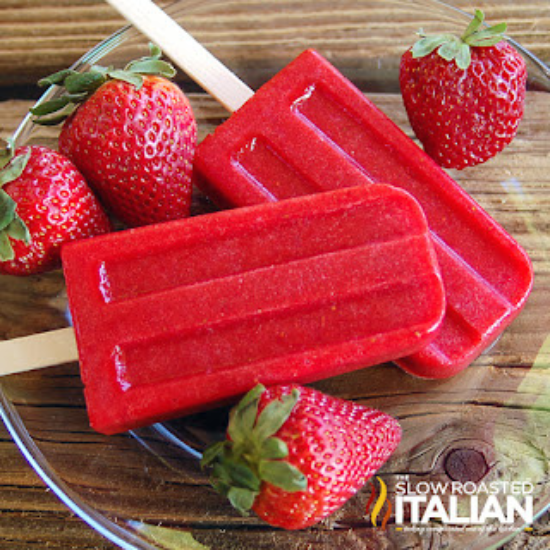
[1,1,549,548]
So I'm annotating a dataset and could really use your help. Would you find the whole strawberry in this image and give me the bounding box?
[399,9,526,169]
[201,384,401,530]
[32,44,197,227]
[0,144,111,276]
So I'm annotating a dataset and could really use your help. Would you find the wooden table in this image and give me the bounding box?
[0,1,549,548]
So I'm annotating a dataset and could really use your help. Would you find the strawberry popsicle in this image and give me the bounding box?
[62,185,444,435]
[194,49,533,379]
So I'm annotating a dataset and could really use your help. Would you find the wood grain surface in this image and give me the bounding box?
[0,1,549,549]
[0,1,547,89]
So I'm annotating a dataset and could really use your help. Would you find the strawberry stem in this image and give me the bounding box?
[0,138,15,170]
[411,9,507,69]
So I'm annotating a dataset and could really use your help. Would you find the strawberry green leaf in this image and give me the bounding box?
[90,64,111,77]
[260,437,289,459]
[124,42,163,67]
[227,400,258,448]
[240,399,262,438]
[462,9,485,40]
[0,190,16,231]
[130,521,210,550]
[38,69,78,87]
[258,460,308,493]
[66,92,92,103]
[64,71,107,94]
[0,138,14,170]
[227,487,257,515]
[235,384,266,412]
[148,43,163,59]
[30,97,71,117]
[210,475,231,498]
[438,39,461,62]
[6,216,30,244]
[126,59,176,79]
[123,42,176,80]
[31,70,103,125]
[253,388,300,442]
[200,441,226,468]
[412,35,452,58]
[211,463,232,493]
[0,190,31,259]
[222,457,261,492]
[227,384,265,444]
[107,70,144,90]
[467,23,507,47]
[0,231,14,261]
[456,42,472,70]
[0,153,33,258]
[32,112,72,127]
[0,151,30,187]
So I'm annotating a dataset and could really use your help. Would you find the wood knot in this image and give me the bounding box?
[444,447,490,483]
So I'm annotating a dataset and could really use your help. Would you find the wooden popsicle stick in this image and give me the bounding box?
[1,327,78,376]
[105,0,255,113]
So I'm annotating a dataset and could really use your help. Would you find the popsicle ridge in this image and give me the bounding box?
[234,136,324,201]
[112,265,440,387]
[86,182,432,303]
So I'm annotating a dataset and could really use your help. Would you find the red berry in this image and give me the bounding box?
[399,11,526,169]
[201,384,401,530]
[0,145,111,276]
[59,75,197,226]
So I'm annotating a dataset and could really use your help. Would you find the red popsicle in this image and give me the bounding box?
[62,185,444,434]
[194,49,533,378]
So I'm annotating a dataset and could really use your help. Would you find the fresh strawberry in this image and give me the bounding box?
[399,9,526,169]
[32,44,197,227]
[201,384,401,530]
[0,144,111,276]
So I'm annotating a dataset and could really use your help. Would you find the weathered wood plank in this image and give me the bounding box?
[0,0,547,88]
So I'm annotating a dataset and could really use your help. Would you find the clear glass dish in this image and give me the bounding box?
[1,1,549,548]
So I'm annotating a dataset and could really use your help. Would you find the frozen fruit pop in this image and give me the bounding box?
[61,185,444,434]
[192,49,533,378]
